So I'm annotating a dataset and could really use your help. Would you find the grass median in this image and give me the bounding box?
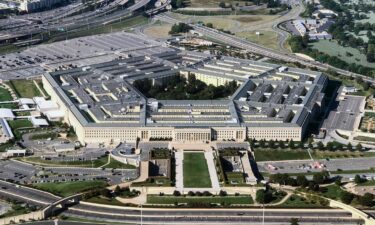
[33,180,107,197]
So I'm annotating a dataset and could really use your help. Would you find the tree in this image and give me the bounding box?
[347,142,352,151]
[340,191,354,204]
[354,174,364,184]
[296,175,308,187]
[100,188,112,198]
[356,143,363,151]
[206,23,213,28]
[256,189,272,204]
[317,142,324,150]
[358,193,374,207]
[313,171,329,184]
[219,2,226,8]
[290,218,299,225]
[288,140,295,149]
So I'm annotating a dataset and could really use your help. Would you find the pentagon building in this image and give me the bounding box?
[42,35,327,145]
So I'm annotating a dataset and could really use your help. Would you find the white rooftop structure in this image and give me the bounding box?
[37,100,59,113]
[30,117,49,127]
[19,98,35,105]
[0,109,15,120]
[45,110,64,121]
[0,118,13,143]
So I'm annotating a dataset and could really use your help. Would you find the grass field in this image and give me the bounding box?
[310,40,375,68]
[86,196,126,206]
[183,152,212,188]
[170,13,277,34]
[103,157,136,169]
[147,195,254,205]
[143,23,172,39]
[33,180,107,197]
[237,30,282,51]
[8,80,41,98]
[0,87,13,102]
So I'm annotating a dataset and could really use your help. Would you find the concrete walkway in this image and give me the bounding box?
[204,151,220,191]
[175,151,184,192]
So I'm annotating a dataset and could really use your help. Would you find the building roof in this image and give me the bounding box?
[30,117,49,127]
[0,108,15,119]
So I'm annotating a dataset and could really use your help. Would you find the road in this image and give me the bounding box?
[154,13,375,85]
[0,180,366,224]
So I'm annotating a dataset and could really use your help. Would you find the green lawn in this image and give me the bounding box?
[85,196,126,206]
[8,79,41,98]
[33,181,107,197]
[30,132,58,140]
[8,120,33,130]
[254,150,311,161]
[319,185,343,200]
[0,142,15,152]
[147,195,254,205]
[357,180,375,186]
[103,157,136,169]
[279,194,327,208]
[183,152,212,188]
[0,87,13,102]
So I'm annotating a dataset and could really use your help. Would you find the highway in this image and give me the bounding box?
[0,179,368,224]
[154,13,375,85]
[0,0,152,42]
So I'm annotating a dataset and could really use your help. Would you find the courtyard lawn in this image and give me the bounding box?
[33,180,107,197]
[147,195,254,205]
[0,87,13,102]
[183,152,212,188]
[8,120,33,130]
[8,79,41,98]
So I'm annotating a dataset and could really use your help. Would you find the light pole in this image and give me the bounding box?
[262,204,265,225]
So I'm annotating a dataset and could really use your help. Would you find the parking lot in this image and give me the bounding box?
[258,157,375,175]
[323,95,365,131]
[0,32,167,80]
[0,159,138,185]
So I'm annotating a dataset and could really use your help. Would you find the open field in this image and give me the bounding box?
[310,40,375,68]
[147,195,254,205]
[170,13,278,34]
[183,152,212,188]
[143,23,172,39]
[237,30,281,51]
[33,181,107,197]
[8,79,41,98]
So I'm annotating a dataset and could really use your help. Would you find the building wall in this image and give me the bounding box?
[247,126,302,141]
[44,76,305,145]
